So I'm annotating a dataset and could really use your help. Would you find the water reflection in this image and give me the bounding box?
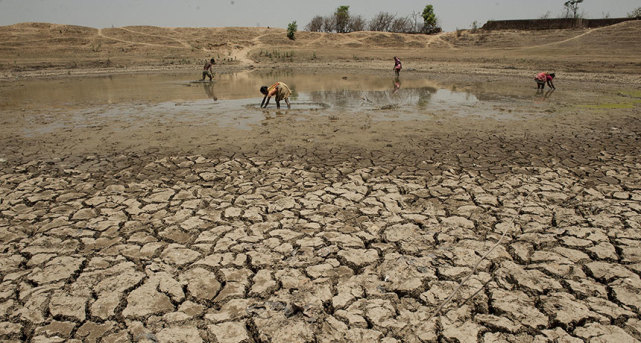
[535,88,555,101]
[1,71,545,136]
[307,86,477,111]
[0,71,472,110]
[202,82,218,102]
[393,78,401,95]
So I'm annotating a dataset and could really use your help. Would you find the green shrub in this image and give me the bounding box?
[287,21,297,40]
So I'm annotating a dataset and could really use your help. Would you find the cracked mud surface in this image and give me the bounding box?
[1,72,641,342]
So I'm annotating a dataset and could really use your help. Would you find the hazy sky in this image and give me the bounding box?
[0,0,639,32]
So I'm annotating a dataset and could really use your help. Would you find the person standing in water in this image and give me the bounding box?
[535,72,555,91]
[260,82,291,109]
[393,56,402,77]
[201,58,215,81]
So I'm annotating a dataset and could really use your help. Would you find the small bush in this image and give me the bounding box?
[287,21,297,40]
[470,21,479,33]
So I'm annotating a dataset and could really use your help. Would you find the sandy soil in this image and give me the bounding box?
[0,22,640,342]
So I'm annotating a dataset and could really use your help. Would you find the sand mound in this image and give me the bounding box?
[0,21,640,74]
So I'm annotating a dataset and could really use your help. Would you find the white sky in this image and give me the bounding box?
[0,0,639,32]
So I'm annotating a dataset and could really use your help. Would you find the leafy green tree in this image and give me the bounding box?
[335,5,350,33]
[421,4,440,33]
[422,5,437,28]
[287,21,297,40]
[564,0,583,18]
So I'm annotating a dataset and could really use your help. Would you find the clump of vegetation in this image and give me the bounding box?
[305,4,441,34]
[563,0,584,19]
[422,5,439,33]
[90,41,102,52]
[470,21,479,33]
[258,49,295,61]
[287,21,297,40]
[629,7,641,18]
[335,6,350,33]
[306,16,323,32]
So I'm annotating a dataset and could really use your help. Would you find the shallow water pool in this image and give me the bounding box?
[0,71,558,132]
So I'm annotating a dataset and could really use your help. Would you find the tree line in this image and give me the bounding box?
[305,5,441,34]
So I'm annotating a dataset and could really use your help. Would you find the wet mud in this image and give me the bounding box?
[0,70,640,342]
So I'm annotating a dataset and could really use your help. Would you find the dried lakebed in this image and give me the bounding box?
[0,150,640,342]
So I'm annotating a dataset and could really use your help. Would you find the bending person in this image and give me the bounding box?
[260,82,291,109]
[535,72,555,90]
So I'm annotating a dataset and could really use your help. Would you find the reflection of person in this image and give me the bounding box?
[536,88,555,101]
[393,56,402,77]
[201,58,215,81]
[203,82,217,101]
[260,82,291,109]
[393,78,401,94]
[535,72,555,90]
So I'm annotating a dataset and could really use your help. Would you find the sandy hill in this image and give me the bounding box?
[1,21,640,75]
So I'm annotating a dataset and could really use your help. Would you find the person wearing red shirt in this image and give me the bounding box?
[535,72,555,90]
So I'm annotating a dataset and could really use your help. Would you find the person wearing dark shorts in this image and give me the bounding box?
[535,72,555,90]
[393,56,402,77]
[201,58,215,81]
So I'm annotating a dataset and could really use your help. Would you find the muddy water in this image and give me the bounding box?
[0,71,561,134]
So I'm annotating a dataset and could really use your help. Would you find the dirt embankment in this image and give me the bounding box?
[1,21,641,79]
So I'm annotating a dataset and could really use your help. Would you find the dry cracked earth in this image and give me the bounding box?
[1,149,641,343]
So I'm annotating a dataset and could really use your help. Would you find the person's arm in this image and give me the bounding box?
[261,87,278,108]
[548,79,555,89]
[261,95,271,108]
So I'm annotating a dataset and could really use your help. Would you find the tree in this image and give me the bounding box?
[322,16,336,32]
[421,4,440,33]
[306,16,323,32]
[369,12,395,32]
[349,15,367,32]
[391,16,413,33]
[422,5,437,29]
[629,7,641,18]
[334,5,350,33]
[287,21,297,40]
[410,11,422,33]
[564,0,583,19]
